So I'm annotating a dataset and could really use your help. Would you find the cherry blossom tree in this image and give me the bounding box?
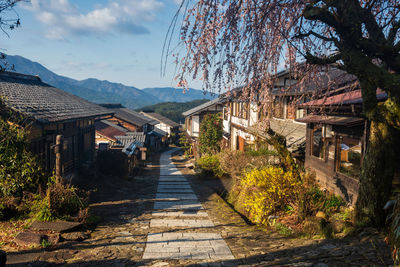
[168,0,400,226]
[0,0,22,70]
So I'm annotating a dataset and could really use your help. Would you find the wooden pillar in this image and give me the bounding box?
[140,147,147,161]
[55,135,63,184]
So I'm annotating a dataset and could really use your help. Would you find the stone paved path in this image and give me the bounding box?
[4,148,393,266]
[142,148,235,261]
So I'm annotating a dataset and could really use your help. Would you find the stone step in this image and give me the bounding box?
[152,210,209,217]
[150,219,214,227]
[153,201,204,210]
[155,193,198,200]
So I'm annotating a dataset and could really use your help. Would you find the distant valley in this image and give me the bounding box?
[4,55,216,109]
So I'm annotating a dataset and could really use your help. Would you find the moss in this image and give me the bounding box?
[356,118,398,226]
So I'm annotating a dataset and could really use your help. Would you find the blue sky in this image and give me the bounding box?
[1,0,198,89]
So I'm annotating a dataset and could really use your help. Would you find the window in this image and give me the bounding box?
[296,108,305,119]
[232,102,249,119]
[223,106,230,120]
[325,125,335,160]
[311,125,324,159]
[273,97,285,119]
[240,102,249,119]
[338,135,362,178]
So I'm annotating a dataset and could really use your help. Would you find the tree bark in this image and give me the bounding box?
[356,110,400,226]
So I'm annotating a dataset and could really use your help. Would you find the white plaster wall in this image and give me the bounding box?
[230,126,255,150]
[192,115,200,137]
[155,123,171,135]
[223,119,230,133]
[231,116,248,127]
[249,102,258,126]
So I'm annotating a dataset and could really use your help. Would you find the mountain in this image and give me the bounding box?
[4,55,216,109]
[137,99,210,123]
[142,87,215,103]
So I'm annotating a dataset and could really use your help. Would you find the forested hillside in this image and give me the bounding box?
[137,99,209,123]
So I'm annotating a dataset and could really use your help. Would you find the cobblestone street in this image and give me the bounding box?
[5,148,394,266]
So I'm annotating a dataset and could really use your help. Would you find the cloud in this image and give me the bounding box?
[23,0,164,40]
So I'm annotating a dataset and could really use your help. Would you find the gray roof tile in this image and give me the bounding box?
[115,132,146,147]
[182,98,222,117]
[100,105,157,127]
[0,71,112,123]
[141,112,179,127]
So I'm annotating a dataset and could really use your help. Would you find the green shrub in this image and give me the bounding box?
[219,150,279,180]
[179,132,191,156]
[0,107,45,197]
[195,154,226,178]
[33,183,88,222]
[274,222,293,236]
[47,183,88,221]
[198,113,222,155]
[324,195,346,214]
[298,173,346,219]
[245,148,278,157]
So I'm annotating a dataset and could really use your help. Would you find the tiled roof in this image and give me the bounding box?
[296,115,365,126]
[0,71,112,123]
[115,132,146,147]
[150,127,167,137]
[182,98,222,117]
[272,68,357,96]
[141,112,179,127]
[98,119,128,132]
[299,89,387,107]
[100,105,157,127]
[95,120,127,141]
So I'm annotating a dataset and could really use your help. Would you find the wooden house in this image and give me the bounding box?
[99,104,157,133]
[0,71,112,177]
[95,120,128,149]
[183,98,223,138]
[182,98,223,157]
[221,92,259,152]
[269,68,308,151]
[99,104,165,151]
[296,87,387,204]
[140,112,180,137]
[221,67,355,156]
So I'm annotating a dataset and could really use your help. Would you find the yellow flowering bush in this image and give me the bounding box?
[234,166,301,224]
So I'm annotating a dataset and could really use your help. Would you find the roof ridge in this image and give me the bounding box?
[0,70,42,81]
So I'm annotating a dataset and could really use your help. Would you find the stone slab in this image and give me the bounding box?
[142,252,192,259]
[150,219,214,227]
[155,193,198,200]
[159,175,187,178]
[30,221,82,233]
[151,210,209,217]
[159,177,187,182]
[153,201,204,210]
[157,188,194,193]
[14,232,47,247]
[158,184,191,189]
[143,233,234,260]
[158,182,190,186]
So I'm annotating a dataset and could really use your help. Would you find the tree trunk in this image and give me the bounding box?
[355,119,398,226]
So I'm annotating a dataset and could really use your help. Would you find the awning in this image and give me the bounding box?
[295,115,364,126]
